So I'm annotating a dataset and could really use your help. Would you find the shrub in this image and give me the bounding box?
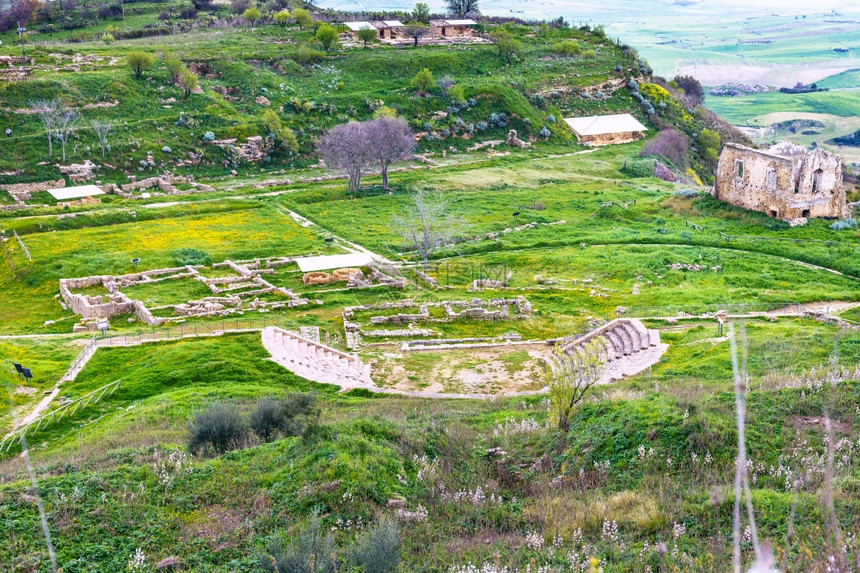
[641,129,689,168]
[165,57,185,84]
[273,9,291,26]
[547,114,555,123]
[346,518,401,573]
[127,51,155,79]
[243,6,261,24]
[315,23,338,51]
[249,393,317,442]
[180,5,197,18]
[172,247,211,265]
[101,33,115,44]
[187,402,248,455]
[539,126,551,139]
[230,0,251,14]
[202,131,215,142]
[411,68,435,93]
[830,219,857,231]
[259,513,335,573]
[448,85,465,104]
[292,7,312,30]
[161,146,172,153]
[475,121,488,132]
[674,188,699,198]
[552,40,581,56]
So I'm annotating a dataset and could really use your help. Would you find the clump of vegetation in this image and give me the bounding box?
[187,401,248,455]
[249,393,318,442]
[127,51,156,79]
[172,247,212,266]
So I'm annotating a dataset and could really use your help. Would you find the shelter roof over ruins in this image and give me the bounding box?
[430,19,478,26]
[295,253,374,272]
[47,185,105,200]
[563,113,648,136]
[344,21,376,31]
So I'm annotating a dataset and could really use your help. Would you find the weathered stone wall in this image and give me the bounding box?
[714,143,847,221]
[579,131,640,146]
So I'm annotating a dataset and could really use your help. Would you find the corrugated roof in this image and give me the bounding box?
[444,19,477,25]
[382,20,404,27]
[563,113,648,136]
[47,185,105,200]
[344,21,375,31]
[295,253,374,272]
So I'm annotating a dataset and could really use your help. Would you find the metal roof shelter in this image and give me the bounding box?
[563,113,647,137]
[295,253,374,273]
[47,185,105,200]
[344,21,375,31]
[443,19,477,25]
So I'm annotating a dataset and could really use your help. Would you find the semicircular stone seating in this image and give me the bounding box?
[559,318,666,383]
[262,327,375,390]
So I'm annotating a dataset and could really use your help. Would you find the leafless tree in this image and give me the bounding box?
[393,189,457,270]
[90,119,112,159]
[31,99,61,157]
[365,117,415,190]
[438,75,454,97]
[316,121,373,192]
[543,340,603,431]
[445,0,479,17]
[403,24,428,47]
[54,108,80,162]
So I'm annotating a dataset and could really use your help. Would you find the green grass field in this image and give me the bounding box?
[1,6,860,573]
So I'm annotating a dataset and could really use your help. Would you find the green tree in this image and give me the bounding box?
[165,57,184,84]
[243,6,261,25]
[127,51,155,79]
[448,84,465,103]
[411,67,434,93]
[698,128,721,171]
[492,30,521,64]
[538,22,549,38]
[315,23,338,51]
[412,2,430,23]
[262,109,299,153]
[544,340,603,431]
[179,69,198,99]
[293,7,312,30]
[273,9,291,26]
[357,27,377,49]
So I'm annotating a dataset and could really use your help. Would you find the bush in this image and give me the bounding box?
[172,247,211,266]
[230,0,251,14]
[552,40,581,57]
[127,51,155,79]
[448,84,465,104]
[179,5,197,19]
[249,393,317,442]
[539,126,551,139]
[641,129,689,168]
[187,402,248,455]
[830,219,857,231]
[346,518,401,573]
[101,33,115,44]
[411,68,435,93]
[259,513,335,573]
[315,23,338,51]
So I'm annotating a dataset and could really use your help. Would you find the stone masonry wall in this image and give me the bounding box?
[714,143,847,221]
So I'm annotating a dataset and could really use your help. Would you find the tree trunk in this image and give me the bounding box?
[47,130,52,156]
[381,163,388,190]
[413,37,418,47]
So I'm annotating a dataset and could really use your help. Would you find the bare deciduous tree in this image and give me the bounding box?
[54,108,80,162]
[90,119,112,159]
[394,189,457,270]
[543,340,603,431]
[316,121,373,192]
[403,24,428,47]
[445,0,479,17]
[31,99,61,157]
[365,117,415,190]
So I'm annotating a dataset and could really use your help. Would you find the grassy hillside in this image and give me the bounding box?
[1,5,859,573]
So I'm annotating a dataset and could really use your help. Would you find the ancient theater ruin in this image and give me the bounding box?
[713,142,847,221]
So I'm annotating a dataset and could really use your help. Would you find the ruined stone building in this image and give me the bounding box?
[713,142,847,221]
